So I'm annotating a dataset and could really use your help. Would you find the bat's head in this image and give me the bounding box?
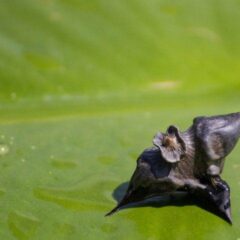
[153,125,186,163]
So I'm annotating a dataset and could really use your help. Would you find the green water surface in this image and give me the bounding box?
[0,0,240,239]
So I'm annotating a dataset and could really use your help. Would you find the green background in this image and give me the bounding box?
[0,0,240,239]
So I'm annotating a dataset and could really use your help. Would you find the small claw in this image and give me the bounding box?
[208,175,221,189]
[210,177,217,188]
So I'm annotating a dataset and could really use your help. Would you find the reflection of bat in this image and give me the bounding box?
[106,112,240,223]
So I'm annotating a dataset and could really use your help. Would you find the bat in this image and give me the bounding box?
[106,112,240,224]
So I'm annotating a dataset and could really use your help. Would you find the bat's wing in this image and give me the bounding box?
[105,148,172,216]
[193,112,240,160]
[119,147,172,197]
[193,176,232,224]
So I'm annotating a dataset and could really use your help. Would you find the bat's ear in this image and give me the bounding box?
[152,132,164,148]
[153,125,186,163]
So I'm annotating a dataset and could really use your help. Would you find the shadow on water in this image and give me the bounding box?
[107,182,231,224]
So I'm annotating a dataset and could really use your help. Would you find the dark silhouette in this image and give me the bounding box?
[106,112,240,224]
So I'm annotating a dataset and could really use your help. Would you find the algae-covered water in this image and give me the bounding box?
[0,0,240,239]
